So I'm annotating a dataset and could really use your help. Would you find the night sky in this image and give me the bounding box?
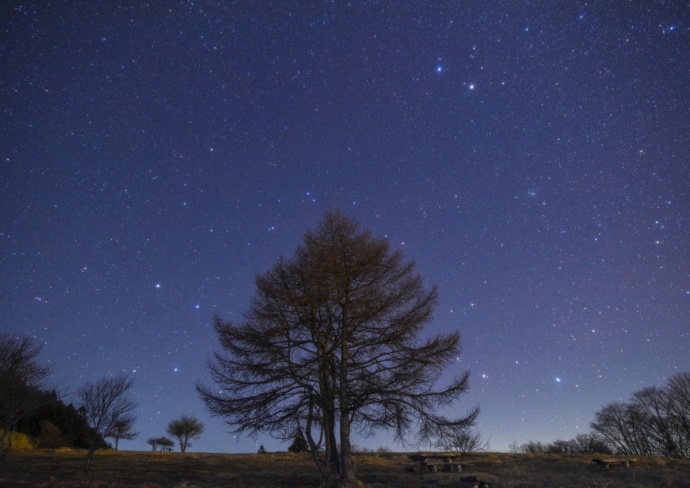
[1,2,688,453]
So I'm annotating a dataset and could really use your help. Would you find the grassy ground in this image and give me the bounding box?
[1,449,690,487]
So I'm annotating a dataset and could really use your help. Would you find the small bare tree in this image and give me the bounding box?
[146,437,160,451]
[166,415,204,453]
[146,436,174,452]
[0,334,50,452]
[436,426,487,452]
[158,436,175,452]
[106,414,138,450]
[78,374,136,472]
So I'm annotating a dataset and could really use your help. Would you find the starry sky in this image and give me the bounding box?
[1,1,688,453]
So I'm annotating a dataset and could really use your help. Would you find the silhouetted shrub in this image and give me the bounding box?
[287,430,309,453]
[18,390,106,449]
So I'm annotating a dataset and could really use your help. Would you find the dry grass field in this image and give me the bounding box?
[1,449,689,487]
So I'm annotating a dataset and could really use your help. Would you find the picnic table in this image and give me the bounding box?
[408,453,464,473]
[592,458,635,469]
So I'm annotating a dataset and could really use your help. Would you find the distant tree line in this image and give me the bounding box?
[510,433,612,455]
[590,371,690,459]
[509,371,690,460]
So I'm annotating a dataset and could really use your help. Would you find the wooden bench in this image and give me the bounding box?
[425,458,463,472]
[408,453,464,473]
[592,458,633,469]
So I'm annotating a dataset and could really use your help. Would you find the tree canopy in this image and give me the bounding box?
[198,211,478,484]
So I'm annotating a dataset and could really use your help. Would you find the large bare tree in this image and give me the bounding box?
[591,371,690,459]
[77,374,136,473]
[0,334,50,452]
[198,211,478,485]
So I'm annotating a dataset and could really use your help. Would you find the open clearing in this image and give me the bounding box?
[1,449,690,487]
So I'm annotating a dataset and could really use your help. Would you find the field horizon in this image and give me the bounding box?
[2,448,690,487]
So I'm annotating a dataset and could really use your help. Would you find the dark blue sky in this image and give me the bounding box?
[2,1,688,453]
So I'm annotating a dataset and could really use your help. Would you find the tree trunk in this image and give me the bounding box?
[318,346,340,477]
[83,447,95,474]
[1,430,11,452]
[84,431,101,474]
[339,410,354,480]
[338,309,355,481]
[323,405,340,476]
[1,422,19,452]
